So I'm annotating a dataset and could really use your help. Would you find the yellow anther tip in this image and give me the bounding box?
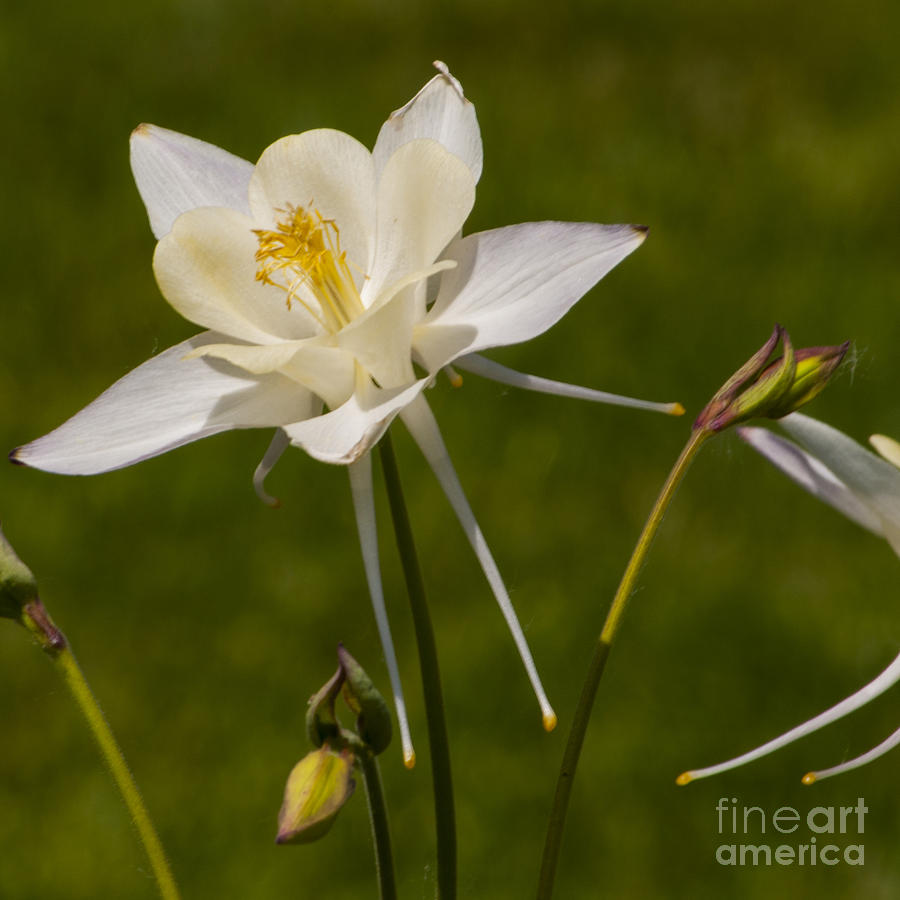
[801,772,817,785]
[450,374,464,388]
[669,402,686,417]
[403,751,417,770]
[675,772,693,786]
[543,711,558,733]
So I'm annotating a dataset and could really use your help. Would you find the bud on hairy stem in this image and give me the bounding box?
[694,325,849,434]
[0,524,65,654]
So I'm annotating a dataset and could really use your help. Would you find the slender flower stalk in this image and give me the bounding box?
[379,433,456,900]
[358,751,397,900]
[537,427,710,899]
[537,327,848,899]
[49,633,181,900]
[2,528,179,899]
[1,571,180,898]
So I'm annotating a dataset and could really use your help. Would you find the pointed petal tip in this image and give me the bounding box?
[675,771,694,786]
[403,750,417,770]
[431,60,468,101]
[631,224,649,241]
[801,772,817,785]
[8,448,26,467]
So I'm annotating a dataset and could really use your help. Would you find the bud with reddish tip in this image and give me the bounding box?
[694,326,848,434]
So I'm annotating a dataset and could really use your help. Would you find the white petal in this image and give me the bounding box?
[415,222,647,371]
[190,339,356,410]
[871,434,900,470]
[456,353,685,416]
[337,291,416,390]
[400,394,557,732]
[739,426,884,535]
[678,651,900,784]
[348,457,416,768]
[373,61,483,184]
[130,124,254,239]
[12,334,316,475]
[249,130,376,278]
[366,140,475,305]
[779,413,900,553]
[283,374,428,465]
[153,207,318,343]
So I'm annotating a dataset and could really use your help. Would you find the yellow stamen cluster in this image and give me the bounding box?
[253,205,364,333]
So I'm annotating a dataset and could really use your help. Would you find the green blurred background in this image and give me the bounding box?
[2,0,900,896]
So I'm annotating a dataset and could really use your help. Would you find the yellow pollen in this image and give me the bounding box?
[675,772,693,786]
[253,205,364,333]
[801,772,817,785]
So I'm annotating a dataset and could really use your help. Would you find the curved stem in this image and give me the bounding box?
[359,752,397,900]
[379,433,456,900]
[23,601,181,900]
[537,428,711,900]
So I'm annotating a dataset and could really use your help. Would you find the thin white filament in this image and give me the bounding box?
[252,429,290,507]
[348,455,415,767]
[807,724,900,782]
[400,393,557,730]
[680,650,900,783]
[455,353,683,416]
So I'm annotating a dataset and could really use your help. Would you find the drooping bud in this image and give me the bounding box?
[275,744,356,844]
[338,644,392,756]
[0,524,38,621]
[694,327,848,434]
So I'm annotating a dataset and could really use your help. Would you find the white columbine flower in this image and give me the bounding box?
[679,413,900,784]
[12,63,681,766]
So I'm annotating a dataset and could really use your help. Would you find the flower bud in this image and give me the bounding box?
[275,744,356,845]
[694,326,848,433]
[0,524,38,621]
[762,342,850,420]
[338,645,392,756]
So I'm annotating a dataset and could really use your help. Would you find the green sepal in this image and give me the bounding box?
[305,666,344,748]
[338,644,392,755]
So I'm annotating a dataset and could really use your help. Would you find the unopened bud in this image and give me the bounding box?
[275,745,356,845]
[0,524,38,621]
[694,327,848,433]
[763,342,849,419]
[338,645,392,756]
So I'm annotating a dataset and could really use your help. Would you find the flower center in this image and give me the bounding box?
[253,205,365,334]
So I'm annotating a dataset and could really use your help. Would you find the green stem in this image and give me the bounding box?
[23,600,181,900]
[537,428,711,900]
[379,433,456,900]
[359,752,397,900]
